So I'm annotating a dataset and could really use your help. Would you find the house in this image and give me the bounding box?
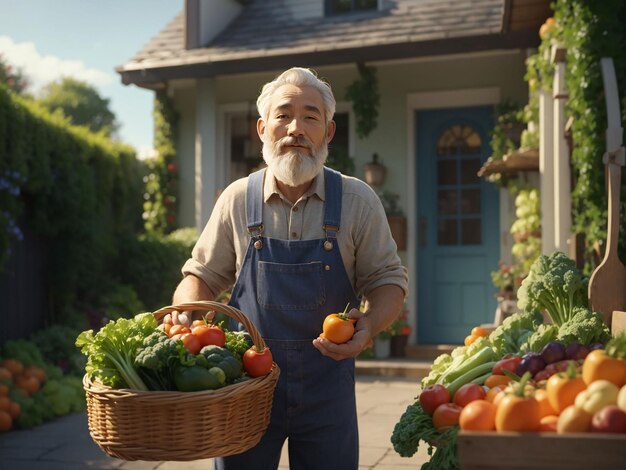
[117,0,551,346]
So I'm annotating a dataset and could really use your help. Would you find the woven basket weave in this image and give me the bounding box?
[83,301,280,461]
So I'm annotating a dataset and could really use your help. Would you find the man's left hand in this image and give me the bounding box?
[312,308,374,361]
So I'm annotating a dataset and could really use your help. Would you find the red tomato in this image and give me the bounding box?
[192,325,226,347]
[492,355,522,375]
[181,333,202,355]
[243,347,273,378]
[419,384,451,415]
[169,324,190,337]
[432,403,462,431]
[453,383,486,407]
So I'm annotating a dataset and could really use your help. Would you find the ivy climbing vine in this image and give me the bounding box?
[529,0,626,271]
[143,90,179,234]
[345,63,380,139]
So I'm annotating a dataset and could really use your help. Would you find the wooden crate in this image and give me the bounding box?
[458,311,626,469]
[457,431,626,469]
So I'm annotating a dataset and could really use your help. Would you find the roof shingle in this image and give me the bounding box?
[117,0,548,86]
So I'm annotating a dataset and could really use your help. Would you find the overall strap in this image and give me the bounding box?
[322,167,342,240]
[246,168,265,238]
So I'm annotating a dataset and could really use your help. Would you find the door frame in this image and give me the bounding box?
[405,87,503,345]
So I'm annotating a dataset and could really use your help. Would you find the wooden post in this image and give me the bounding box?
[552,46,571,254]
[539,88,555,255]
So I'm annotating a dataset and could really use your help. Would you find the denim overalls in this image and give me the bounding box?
[215,167,360,470]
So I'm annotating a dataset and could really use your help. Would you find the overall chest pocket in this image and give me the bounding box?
[257,261,326,310]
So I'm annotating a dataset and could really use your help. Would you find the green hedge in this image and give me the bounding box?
[0,85,144,317]
[116,227,197,312]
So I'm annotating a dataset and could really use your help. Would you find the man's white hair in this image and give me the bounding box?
[256,67,336,124]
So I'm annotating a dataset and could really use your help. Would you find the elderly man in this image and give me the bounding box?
[173,67,408,470]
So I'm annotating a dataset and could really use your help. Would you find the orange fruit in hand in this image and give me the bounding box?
[321,304,356,344]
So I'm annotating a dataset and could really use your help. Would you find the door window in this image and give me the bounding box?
[229,111,263,183]
[436,125,483,246]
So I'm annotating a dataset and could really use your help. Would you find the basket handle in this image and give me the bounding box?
[153,301,267,351]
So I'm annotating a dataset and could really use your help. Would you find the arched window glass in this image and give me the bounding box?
[435,124,483,245]
[437,125,482,156]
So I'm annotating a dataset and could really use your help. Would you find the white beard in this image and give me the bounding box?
[262,135,328,187]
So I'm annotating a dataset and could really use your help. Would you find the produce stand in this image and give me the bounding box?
[457,431,626,469]
[457,311,626,469]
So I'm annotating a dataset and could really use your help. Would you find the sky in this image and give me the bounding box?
[0,0,183,158]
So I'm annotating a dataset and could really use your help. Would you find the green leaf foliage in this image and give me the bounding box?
[0,84,147,318]
[39,77,119,137]
[530,1,626,272]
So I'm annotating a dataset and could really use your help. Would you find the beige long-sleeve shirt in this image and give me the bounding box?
[182,168,408,300]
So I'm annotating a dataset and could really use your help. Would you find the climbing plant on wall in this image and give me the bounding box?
[143,90,179,234]
[345,63,380,139]
[529,0,626,271]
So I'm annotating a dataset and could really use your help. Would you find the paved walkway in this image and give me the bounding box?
[0,375,431,470]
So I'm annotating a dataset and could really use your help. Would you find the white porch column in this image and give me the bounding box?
[539,89,555,254]
[195,78,218,231]
[552,47,571,253]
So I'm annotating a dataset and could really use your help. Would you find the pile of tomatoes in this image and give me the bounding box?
[160,313,226,355]
[419,381,495,432]
[159,312,273,379]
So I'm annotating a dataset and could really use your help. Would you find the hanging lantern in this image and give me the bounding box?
[364,153,386,187]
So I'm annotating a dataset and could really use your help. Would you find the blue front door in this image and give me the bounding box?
[416,107,499,344]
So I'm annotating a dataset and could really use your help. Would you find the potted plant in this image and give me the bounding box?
[389,310,412,358]
[373,330,391,359]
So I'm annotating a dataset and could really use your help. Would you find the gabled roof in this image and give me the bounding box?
[117,0,551,89]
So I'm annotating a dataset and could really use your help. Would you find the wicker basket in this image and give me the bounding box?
[83,301,280,461]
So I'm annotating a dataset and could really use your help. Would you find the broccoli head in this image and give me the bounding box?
[519,323,559,353]
[516,251,588,325]
[199,345,242,382]
[557,307,611,346]
[489,311,543,356]
[134,330,181,390]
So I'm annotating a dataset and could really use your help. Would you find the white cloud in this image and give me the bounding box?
[0,35,114,94]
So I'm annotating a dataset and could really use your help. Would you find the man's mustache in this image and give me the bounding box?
[278,136,312,149]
